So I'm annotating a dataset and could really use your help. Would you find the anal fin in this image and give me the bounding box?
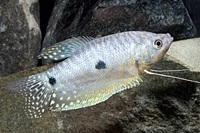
[47,76,143,112]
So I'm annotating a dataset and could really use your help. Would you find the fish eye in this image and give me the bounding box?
[153,39,163,49]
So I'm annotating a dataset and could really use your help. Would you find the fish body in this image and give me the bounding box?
[6,31,173,118]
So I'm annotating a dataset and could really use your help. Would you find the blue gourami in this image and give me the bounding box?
[6,31,173,119]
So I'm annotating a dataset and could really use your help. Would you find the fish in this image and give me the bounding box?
[6,31,174,119]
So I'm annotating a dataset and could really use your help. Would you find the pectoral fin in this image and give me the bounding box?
[127,61,140,77]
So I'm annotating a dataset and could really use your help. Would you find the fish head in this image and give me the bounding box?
[134,31,174,73]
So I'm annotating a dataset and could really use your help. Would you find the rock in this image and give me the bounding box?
[182,0,200,35]
[166,37,200,72]
[0,0,41,77]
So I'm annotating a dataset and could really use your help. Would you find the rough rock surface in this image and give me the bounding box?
[183,0,200,35]
[0,0,41,77]
[42,0,197,54]
[167,37,200,72]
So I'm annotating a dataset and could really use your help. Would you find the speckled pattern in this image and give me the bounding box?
[6,31,173,119]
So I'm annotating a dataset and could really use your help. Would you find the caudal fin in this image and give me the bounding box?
[6,74,53,119]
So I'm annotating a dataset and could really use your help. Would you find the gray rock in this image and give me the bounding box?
[182,0,200,35]
[167,37,200,72]
[0,0,41,77]
[42,0,197,59]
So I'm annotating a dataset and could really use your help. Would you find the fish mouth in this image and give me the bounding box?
[163,33,174,53]
[166,33,174,45]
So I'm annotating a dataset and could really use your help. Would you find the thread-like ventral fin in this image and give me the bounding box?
[38,36,94,61]
[6,74,53,119]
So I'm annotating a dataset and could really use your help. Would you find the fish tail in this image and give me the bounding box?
[6,74,53,119]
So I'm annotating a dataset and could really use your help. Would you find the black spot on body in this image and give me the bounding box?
[49,77,56,85]
[95,60,106,69]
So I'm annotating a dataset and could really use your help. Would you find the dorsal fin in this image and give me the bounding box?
[38,36,94,61]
